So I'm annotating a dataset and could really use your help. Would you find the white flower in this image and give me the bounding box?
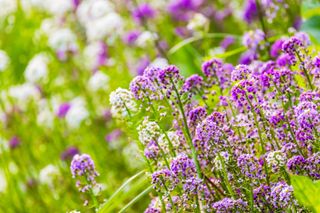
[65,99,89,128]
[83,42,107,69]
[109,88,137,119]
[39,164,60,186]
[0,50,9,71]
[266,151,286,170]
[0,170,7,192]
[213,152,230,171]
[8,83,40,105]
[137,119,160,145]
[37,99,54,128]
[48,28,77,53]
[136,31,158,48]
[24,54,48,83]
[187,13,208,32]
[86,13,123,41]
[158,131,181,153]
[150,57,168,69]
[88,71,109,92]
[0,0,17,17]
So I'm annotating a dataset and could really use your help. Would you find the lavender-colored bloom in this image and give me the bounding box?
[253,184,270,210]
[237,154,262,179]
[187,106,207,129]
[231,64,252,81]
[143,66,161,81]
[136,57,150,76]
[270,39,285,58]
[276,53,292,66]
[151,168,176,192]
[56,103,71,118]
[168,0,203,21]
[105,129,122,143]
[122,31,140,45]
[306,152,320,179]
[282,36,303,57]
[144,140,160,160]
[299,91,320,102]
[212,198,247,212]
[61,146,79,161]
[243,0,257,24]
[158,65,182,88]
[242,29,265,51]
[239,50,257,65]
[287,155,306,175]
[170,153,197,179]
[270,181,294,208]
[70,154,99,192]
[201,58,223,78]
[132,3,156,23]
[130,75,157,100]
[220,36,235,49]
[182,74,203,93]
[9,136,20,149]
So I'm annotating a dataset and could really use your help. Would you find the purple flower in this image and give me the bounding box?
[212,198,247,212]
[201,58,223,78]
[70,154,99,192]
[56,103,71,118]
[105,129,122,143]
[170,153,197,179]
[242,29,265,51]
[132,3,156,23]
[136,57,150,76]
[270,181,294,208]
[220,36,235,49]
[237,154,262,179]
[130,75,157,101]
[231,64,252,81]
[287,155,306,175]
[9,136,20,149]
[151,168,176,192]
[243,0,257,24]
[182,74,203,93]
[270,39,285,58]
[168,0,203,21]
[61,146,79,161]
[239,50,257,65]
[122,31,140,45]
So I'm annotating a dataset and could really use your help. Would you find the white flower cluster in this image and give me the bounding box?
[24,53,48,83]
[266,151,286,170]
[76,0,123,41]
[88,71,109,92]
[158,131,181,153]
[137,119,160,145]
[66,97,89,129]
[39,164,60,187]
[213,152,230,171]
[0,50,9,72]
[109,88,137,119]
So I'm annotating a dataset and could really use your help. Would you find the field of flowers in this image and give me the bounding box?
[0,0,320,212]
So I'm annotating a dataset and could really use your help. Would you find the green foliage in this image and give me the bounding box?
[291,175,320,212]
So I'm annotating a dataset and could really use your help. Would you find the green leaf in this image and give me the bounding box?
[301,16,320,45]
[119,185,153,213]
[98,170,147,213]
[291,175,320,212]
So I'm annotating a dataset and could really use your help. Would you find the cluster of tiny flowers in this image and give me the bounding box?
[70,154,99,193]
[110,32,320,212]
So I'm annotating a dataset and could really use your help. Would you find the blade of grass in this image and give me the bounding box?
[98,170,145,212]
[119,185,153,213]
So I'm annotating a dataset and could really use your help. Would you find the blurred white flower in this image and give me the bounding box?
[37,99,55,128]
[48,28,77,56]
[136,31,157,48]
[8,83,40,105]
[0,0,17,17]
[187,13,208,32]
[25,54,48,83]
[39,164,60,187]
[0,170,7,192]
[150,57,168,69]
[110,88,137,119]
[0,50,9,72]
[65,98,89,128]
[77,0,122,41]
[88,71,109,92]
[0,137,8,154]
[83,42,107,70]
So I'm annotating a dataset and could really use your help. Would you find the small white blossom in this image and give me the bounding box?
[39,164,60,187]
[24,53,48,83]
[266,151,286,171]
[88,71,109,92]
[109,88,137,119]
[65,98,89,128]
[137,119,160,145]
[0,50,9,71]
